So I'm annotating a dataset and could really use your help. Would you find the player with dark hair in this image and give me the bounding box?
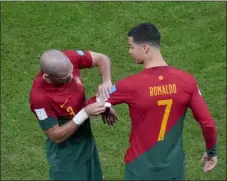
[90,23,218,180]
[30,49,113,180]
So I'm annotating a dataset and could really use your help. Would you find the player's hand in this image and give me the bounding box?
[201,152,217,172]
[97,81,112,102]
[84,102,106,116]
[101,107,119,126]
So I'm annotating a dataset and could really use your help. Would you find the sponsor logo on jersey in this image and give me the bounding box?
[60,98,69,108]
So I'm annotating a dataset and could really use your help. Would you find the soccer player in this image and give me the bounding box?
[90,23,218,180]
[29,49,113,180]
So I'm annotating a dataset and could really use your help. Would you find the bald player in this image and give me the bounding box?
[89,23,218,180]
[29,49,113,180]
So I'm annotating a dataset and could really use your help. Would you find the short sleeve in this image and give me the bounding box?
[30,95,58,130]
[62,50,93,69]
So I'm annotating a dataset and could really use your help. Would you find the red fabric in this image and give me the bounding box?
[62,50,93,69]
[30,50,90,124]
[88,66,217,163]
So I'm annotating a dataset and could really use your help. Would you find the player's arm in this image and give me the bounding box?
[87,78,137,126]
[86,80,136,126]
[45,121,79,144]
[89,51,111,86]
[62,50,112,99]
[87,51,112,100]
[87,78,137,106]
[31,99,79,143]
[31,98,105,143]
[44,103,105,143]
[188,80,217,157]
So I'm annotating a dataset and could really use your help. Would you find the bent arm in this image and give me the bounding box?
[89,51,112,84]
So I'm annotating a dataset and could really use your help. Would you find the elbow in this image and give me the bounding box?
[99,54,111,65]
[53,139,63,144]
[198,117,216,127]
[48,134,64,144]
[50,137,64,144]
[44,125,66,144]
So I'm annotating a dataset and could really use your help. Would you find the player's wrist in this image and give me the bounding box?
[104,102,111,108]
[206,145,217,157]
[96,96,112,108]
[72,108,89,125]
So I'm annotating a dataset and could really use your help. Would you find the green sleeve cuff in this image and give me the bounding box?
[38,117,58,130]
[206,145,217,157]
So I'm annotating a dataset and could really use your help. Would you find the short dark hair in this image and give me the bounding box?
[128,23,161,47]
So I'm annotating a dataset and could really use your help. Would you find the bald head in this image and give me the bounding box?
[40,50,73,77]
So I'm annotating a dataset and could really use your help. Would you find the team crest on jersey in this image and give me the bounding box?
[74,76,82,86]
[158,75,164,80]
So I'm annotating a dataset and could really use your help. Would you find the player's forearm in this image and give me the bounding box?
[189,89,218,157]
[97,54,111,83]
[47,108,89,143]
[86,96,97,105]
[52,121,80,143]
[199,118,217,157]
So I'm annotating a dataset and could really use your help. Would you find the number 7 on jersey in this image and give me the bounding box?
[157,99,173,141]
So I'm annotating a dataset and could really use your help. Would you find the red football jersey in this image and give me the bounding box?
[90,66,217,165]
[29,50,100,171]
[30,50,93,124]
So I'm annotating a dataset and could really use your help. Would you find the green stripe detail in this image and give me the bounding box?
[46,120,95,172]
[126,112,187,180]
[38,117,58,130]
[58,117,71,126]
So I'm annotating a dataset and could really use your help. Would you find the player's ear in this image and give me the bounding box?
[143,44,149,54]
[43,73,50,78]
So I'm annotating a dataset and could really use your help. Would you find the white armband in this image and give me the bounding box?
[72,108,89,125]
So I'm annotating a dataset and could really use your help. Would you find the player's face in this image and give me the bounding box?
[128,37,145,64]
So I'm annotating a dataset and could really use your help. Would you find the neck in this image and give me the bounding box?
[143,51,168,69]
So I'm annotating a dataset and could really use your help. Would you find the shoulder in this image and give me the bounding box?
[169,66,197,85]
[62,50,91,60]
[30,90,49,107]
[62,49,93,69]
[30,75,50,107]
[117,73,137,84]
[113,73,139,93]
